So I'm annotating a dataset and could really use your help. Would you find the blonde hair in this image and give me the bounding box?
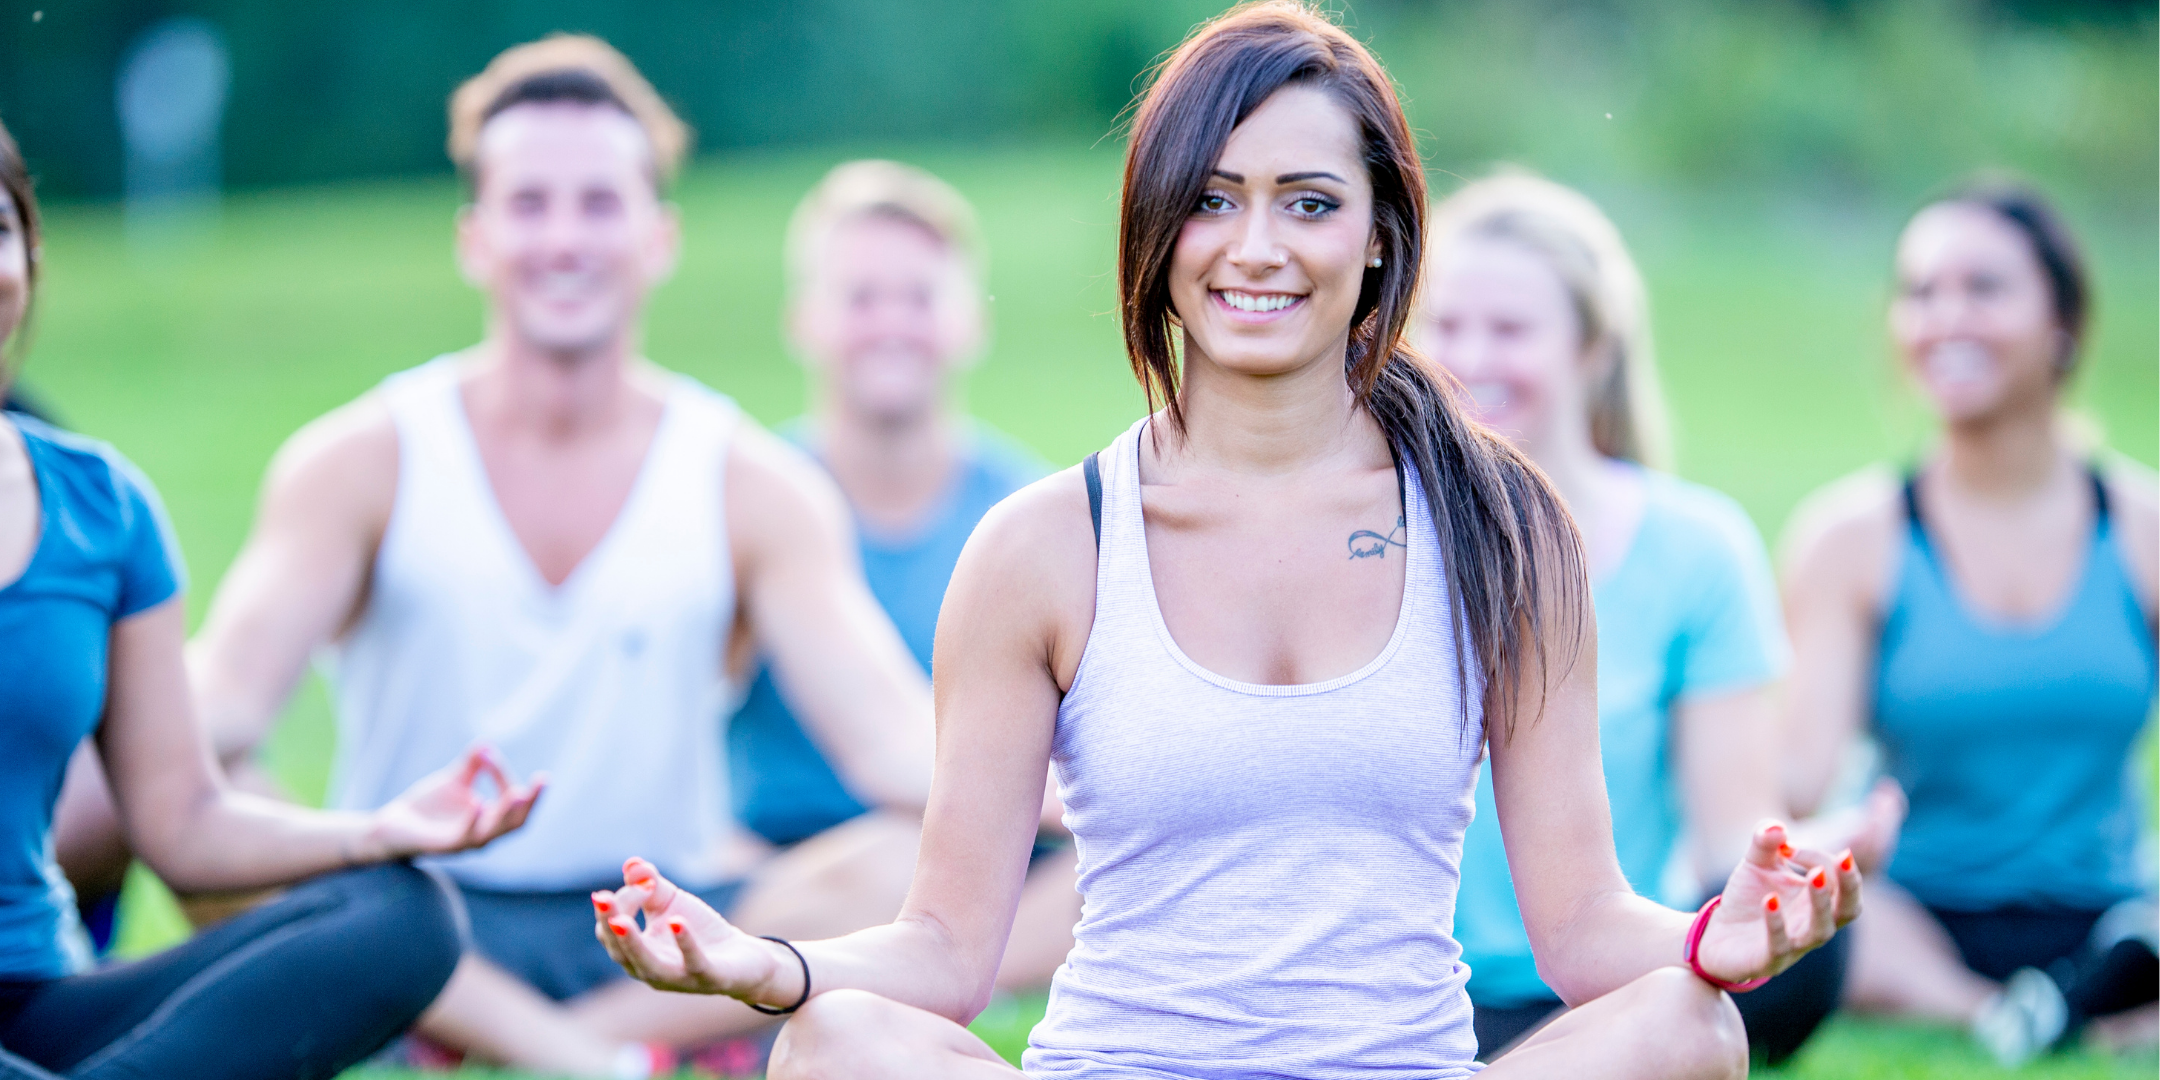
[1428,172,1671,469]
[447,34,691,188]
[784,160,984,293]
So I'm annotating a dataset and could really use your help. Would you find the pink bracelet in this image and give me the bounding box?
[1685,895,1770,993]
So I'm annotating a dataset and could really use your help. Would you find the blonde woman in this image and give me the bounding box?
[1417,174,1869,1064]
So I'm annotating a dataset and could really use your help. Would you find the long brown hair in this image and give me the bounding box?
[0,116,39,385]
[1117,1,1584,742]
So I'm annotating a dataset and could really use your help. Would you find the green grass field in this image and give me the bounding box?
[20,143,2157,1077]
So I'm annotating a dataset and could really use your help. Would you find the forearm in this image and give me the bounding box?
[791,912,1000,1023]
[1532,887,1695,1006]
[135,788,375,894]
[1771,717,1840,816]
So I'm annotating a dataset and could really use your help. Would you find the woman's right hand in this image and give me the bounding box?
[594,857,805,1007]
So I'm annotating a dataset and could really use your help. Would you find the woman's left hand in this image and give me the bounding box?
[359,745,546,861]
[1693,821,1862,987]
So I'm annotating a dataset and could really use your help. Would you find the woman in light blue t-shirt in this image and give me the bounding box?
[0,118,537,1080]
[1415,174,1868,1065]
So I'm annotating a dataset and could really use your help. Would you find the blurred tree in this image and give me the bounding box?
[0,0,2150,208]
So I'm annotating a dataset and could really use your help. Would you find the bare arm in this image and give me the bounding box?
[728,424,937,813]
[1673,683,1786,886]
[190,400,397,767]
[600,468,1096,1021]
[2101,459,2158,638]
[1776,473,1900,816]
[1495,533,1855,1005]
[100,600,539,893]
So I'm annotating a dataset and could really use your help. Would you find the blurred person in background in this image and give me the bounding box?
[51,36,946,1080]
[0,114,539,1080]
[1780,178,2158,1066]
[721,159,1079,992]
[1415,172,1898,1066]
[587,7,1860,1078]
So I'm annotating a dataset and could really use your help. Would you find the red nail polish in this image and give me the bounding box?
[1839,853,1855,873]
[611,922,629,937]
[1811,869,1827,889]
[667,918,684,934]
[1766,895,1781,913]
[1777,842,1794,859]
[593,897,611,914]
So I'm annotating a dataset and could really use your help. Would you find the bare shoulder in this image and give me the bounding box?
[2100,456,2158,610]
[944,466,1100,682]
[1776,466,1905,607]
[723,418,853,562]
[260,394,399,528]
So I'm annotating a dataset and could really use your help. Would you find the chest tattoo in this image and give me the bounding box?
[1347,516,1407,560]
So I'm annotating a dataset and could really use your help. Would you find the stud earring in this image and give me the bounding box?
[1368,256,1383,268]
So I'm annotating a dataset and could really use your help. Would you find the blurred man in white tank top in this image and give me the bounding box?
[55,36,938,1079]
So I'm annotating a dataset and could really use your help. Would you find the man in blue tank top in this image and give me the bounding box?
[722,161,1081,992]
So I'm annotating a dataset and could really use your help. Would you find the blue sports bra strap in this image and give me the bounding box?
[1908,462,2112,544]
[1084,452,1104,548]
[1901,468,1928,547]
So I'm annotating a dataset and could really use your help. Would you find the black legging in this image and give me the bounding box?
[0,862,462,1080]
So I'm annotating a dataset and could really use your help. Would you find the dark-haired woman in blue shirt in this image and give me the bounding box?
[1781,179,2157,1066]
[0,118,540,1080]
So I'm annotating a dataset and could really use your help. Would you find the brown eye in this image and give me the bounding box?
[1196,194,1231,214]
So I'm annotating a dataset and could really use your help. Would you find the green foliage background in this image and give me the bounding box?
[2,1,2152,1074]
[2,0,2153,211]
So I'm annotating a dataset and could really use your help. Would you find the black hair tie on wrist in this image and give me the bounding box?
[748,935,812,1015]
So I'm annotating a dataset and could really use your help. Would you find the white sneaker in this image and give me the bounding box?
[1971,967,2070,1068]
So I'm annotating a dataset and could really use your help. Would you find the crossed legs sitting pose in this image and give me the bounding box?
[591,5,1860,1077]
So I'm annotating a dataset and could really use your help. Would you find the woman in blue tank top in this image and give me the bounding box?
[0,119,539,1080]
[1417,174,1890,1066]
[1781,178,2158,1065]
[593,6,1860,1078]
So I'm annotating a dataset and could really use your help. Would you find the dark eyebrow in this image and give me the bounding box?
[1278,171,1346,184]
[1211,169,1244,183]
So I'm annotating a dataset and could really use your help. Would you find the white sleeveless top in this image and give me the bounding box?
[327,358,741,891]
[1026,419,1486,1079]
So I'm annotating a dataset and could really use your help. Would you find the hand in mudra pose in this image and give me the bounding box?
[362,745,547,861]
[1695,821,1863,987]
[592,821,1863,1013]
[594,857,804,1008]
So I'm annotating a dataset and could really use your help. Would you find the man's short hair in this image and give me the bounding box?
[448,34,691,190]
[785,160,985,293]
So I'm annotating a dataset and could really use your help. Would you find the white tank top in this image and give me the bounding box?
[1026,419,1486,1079]
[328,357,741,891]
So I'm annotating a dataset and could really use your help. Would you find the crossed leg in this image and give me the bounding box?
[769,990,1019,1080]
[1485,967,1747,1079]
[770,966,1746,1080]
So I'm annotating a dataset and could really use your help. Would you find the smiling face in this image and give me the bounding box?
[1168,85,1381,381]
[790,212,982,426]
[1418,235,1592,454]
[1890,202,2065,425]
[458,102,678,360]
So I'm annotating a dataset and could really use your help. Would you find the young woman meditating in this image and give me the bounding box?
[593,5,1859,1076]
